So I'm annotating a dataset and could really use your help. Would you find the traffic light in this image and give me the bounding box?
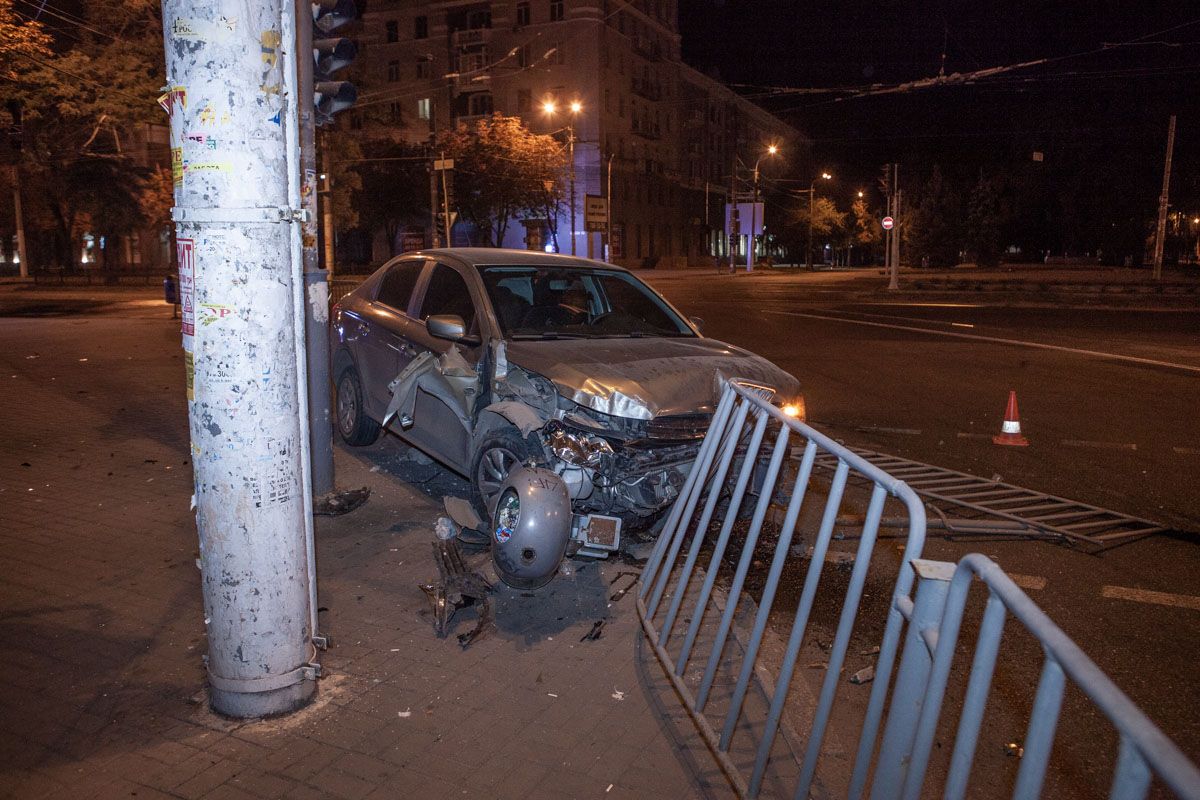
[311,0,359,125]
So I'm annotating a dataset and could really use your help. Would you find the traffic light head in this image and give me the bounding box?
[311,0,359,125]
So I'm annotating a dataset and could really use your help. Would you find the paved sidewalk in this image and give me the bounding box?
[0,313,733,799]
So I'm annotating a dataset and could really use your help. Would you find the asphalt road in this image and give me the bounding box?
[3,278,1197,794]
[645,271,1200,792]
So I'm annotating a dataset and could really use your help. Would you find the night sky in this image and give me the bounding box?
[679,1,1199,226]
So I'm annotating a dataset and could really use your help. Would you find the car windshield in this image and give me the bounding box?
[478,266,695,339]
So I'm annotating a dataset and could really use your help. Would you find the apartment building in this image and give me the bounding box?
[354,0,804,267]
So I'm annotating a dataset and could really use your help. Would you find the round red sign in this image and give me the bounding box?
[882,216,895,230]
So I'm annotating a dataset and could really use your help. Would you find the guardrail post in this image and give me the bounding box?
[869,559,955,800]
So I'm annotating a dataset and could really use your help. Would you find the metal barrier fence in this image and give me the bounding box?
[636,379,1200,799]
[328,275,366,309]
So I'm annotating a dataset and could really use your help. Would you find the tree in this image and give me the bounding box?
[964,175,1003,267]
[781,195,846,264]
[435,114,566,246]
[347,138,429,257]
[849,196,882,264]
[905,166,963,268]
[0,0,164,272]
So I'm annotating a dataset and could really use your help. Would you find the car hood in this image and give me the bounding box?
[504,337,799,420]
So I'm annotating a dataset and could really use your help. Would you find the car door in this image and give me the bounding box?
[404,261,483,472]
[355,258,425,420]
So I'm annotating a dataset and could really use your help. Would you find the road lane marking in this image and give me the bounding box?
[1061,439,1138,451]
[956,432,993,440]
[1101,585,1200,611]
[1173,446,1200,455]
[951,322,975,328]
[763,310,1200,374]
[1006,574,1047,591]
[855,425,923,435]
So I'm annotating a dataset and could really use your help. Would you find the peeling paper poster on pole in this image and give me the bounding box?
[177,238,195,344]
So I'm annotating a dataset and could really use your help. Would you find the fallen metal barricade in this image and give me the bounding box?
[636,378,1200,799]
[876,555,1200,800]
[637,379,929,798]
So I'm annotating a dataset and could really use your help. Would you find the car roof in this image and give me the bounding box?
[408,248,634,273]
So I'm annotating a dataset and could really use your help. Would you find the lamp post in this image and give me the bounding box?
[746,144,778,270]
[543,99,582,255]
[806,171,832,270]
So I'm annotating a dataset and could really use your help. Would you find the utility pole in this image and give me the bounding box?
[162,0,318,716]
[429,147,441,248]
[568,124,577,255]
[1152,115,1176,281]
[320,146,336,273]
[9,165,28,278]
[727,143,739,273]
[439,151,453,245]
[296,0,334,498]
[605,152,614,262]
[888,164,900,292]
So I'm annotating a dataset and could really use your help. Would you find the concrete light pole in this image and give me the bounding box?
[9,165,29,278]
[162,0,319,717]
[806,172,832,270]
[543,99,582,255]
[747,144,778,271]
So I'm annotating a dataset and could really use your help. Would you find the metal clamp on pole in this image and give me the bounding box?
[170,206,307,224]
[207,661,322,695]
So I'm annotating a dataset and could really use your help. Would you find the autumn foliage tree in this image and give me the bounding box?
[435,114,567,246]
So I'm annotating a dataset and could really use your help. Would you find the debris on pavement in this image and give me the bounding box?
[611,689,625,701]
[1005,741,1025,758]
[434,516,459,541]
[608,571,640,602]
[444,496,483,531]
[313,486,371,516]
[419,539,493,648]
[849,665,875,684]
[859,645,881,656]
[580,620,606,642]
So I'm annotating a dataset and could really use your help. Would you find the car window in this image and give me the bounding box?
[479,266,692,338]
[417,263,476,332]
[375,260,423,314]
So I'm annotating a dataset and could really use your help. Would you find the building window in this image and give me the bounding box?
[418,98,431,119]
[517,88,531,112]
[516,2,530,27]
[517,44,530,68]
[549,0,564,21]
[551,41,565,65]
[385,20,398,43]
[414,15,428,39]
[468,93,494,116]
[467,9,491,28]
[389,102,403,122]
[387,60,400,82]
[416,57,431,79]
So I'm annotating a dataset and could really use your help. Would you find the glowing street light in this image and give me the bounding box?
[806,171,833,270]
[746,144,780,269]
[543,98,583,254]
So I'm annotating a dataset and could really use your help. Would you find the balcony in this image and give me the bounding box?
[451,27,491,48]
[631,76,661,101]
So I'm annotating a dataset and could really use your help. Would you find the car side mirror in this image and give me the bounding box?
[688,316,704,333]
[427,314,467,341]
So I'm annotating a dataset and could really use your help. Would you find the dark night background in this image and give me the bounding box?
[679,1,1200,263]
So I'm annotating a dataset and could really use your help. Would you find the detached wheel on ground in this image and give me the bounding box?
[471,426,535,519]
[335,366,381,446]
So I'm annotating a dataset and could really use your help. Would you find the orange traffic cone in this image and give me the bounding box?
[993,390,1029,446]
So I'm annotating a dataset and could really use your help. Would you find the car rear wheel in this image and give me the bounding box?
[335,366,381,446]
[471,427,535,518]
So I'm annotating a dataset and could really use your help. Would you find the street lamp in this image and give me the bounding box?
[746,144,779,269]
[806,172,832,270]
[544,99,582,255]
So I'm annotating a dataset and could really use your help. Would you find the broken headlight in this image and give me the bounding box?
[545,422,614,469]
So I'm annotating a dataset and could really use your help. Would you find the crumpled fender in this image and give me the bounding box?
[479,400,547,436]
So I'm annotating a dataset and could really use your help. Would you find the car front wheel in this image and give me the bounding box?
[471,427,535,518]
[335,366,381,446]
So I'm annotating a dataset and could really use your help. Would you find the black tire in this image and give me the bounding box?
[335,366,381,447]
[470,426,536,519]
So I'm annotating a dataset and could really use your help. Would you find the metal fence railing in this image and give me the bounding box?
[636,378,1200,799]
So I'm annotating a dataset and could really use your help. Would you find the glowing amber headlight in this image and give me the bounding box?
[781,396,806,420]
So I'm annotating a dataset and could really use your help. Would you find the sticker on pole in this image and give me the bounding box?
[177,238,196,343]
[882,216,895,230]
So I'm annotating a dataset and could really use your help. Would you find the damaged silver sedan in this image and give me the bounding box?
[331,248,800,587]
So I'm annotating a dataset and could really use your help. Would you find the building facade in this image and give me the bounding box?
[354,0,805,268]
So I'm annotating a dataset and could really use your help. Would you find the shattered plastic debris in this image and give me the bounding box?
[1005,741,1025,758]
[313,486,371,516]
[434,516,459,541]
[444,496,484,531]
[419,539,493,648]
[580,620,605,642]
[397,709,411,718]
[850,665,875,684]
[611,689,625,701]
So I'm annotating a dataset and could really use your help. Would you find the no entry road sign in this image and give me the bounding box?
[882,216,895,230]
